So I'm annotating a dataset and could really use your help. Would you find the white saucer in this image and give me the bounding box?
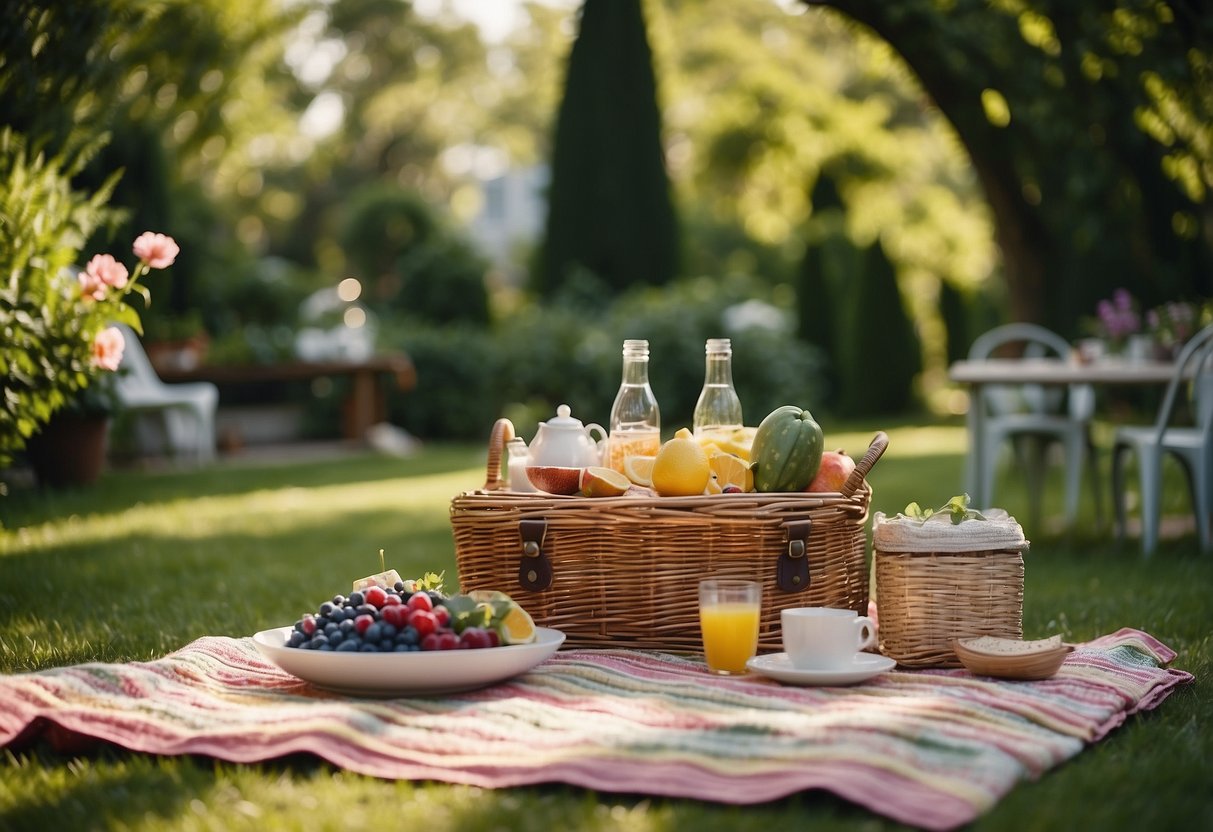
[746,651,896,686]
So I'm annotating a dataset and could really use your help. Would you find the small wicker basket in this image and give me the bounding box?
[873,509,1029,668]
[452,419,888,652]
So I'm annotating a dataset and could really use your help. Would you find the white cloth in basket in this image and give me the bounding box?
[873,509,1029,553]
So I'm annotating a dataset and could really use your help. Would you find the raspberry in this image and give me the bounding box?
[406,592,433,613]
[433,606,451,627]
[381,604,407,629]
[354,613,375,635]
[410,609,438,637]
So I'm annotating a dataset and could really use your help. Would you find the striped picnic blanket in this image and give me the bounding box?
[0,628,1190,830]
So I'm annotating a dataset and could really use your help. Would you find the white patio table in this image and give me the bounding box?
[948,356,1178,512]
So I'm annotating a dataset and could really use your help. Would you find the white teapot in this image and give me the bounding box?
[528,404,606,468]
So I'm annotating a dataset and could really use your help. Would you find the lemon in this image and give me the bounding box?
[652,428,711,496]
[496,602,537,644]
[702,426,758,462]
[705,449,754,494]
[623,454,656,487]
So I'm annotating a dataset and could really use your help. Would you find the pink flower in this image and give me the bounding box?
[78,269,107,301]
[84,253,129,291]
[133,232,179,269]
[91,326,126,372]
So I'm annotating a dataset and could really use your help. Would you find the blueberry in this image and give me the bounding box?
[317,643,333,651]
[319,601,336,617]
[393,581,405,593]
[324,623,340,637]
[358,643,379,652]
[336,639,359,652]
[310,634,329,649]
[348,591,365,607]
[287,631,305,648]
[343,607,359,621]
[393,644,410,652]
[399,626,420,646]
[379,623,398,639]
[331,594,346,606]
[356,604,376,617]
[364,622,382,642]
[339,618,356,634]
[328,631,345,646]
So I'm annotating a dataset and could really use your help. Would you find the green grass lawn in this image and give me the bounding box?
[1,420,1210,831]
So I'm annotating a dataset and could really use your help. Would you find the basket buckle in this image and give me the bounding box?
[517,518,553,591]
[777,519,812,593]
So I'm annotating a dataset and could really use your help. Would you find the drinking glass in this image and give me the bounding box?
[698,579,761,675]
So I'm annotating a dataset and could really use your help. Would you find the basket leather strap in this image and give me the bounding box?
[517,519,553,591]
[777,519,812,592]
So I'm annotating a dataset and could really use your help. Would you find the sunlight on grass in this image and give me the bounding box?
[2,467,484,556]
[829,425,967,460]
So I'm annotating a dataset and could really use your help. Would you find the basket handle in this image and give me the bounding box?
[840,431,889,497]
[484,417,516,491]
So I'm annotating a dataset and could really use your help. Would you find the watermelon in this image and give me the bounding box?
[750,405,824,492]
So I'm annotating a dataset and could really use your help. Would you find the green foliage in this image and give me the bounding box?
[796,172,863,400]
[535,0,679,295]
[340,185,489,326]
[0,130,129,468]
[379,276,825,440]
[819,0,1213,335]
[837,240,922,417]
[387,324,501,440]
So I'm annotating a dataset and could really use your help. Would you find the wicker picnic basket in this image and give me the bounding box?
[873,509,1028,668]
[451,419,888,652]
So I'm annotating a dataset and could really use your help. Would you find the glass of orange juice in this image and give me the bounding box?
[698,579,761,675]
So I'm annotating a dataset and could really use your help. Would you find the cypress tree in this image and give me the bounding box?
[839,239,922,416]
[534,0,678,297]
[796,172,861,404]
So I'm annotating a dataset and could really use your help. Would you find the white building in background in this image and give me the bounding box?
[463,163,549,283]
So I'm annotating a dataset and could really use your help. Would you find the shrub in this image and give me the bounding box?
[0,130,123,468]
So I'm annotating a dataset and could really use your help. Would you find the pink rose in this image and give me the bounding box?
[78,269,107,301]
[133,232,180,269]
[92,326,126,372]
[84,253,129,290]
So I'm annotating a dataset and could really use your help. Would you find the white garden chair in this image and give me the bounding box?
[111,323,218,464]
[1111,323,1213,555]
[968,322,1100,528]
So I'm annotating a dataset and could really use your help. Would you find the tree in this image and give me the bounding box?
[535,0,679,296]
[809,0,1213,336]
[838,239,922,416]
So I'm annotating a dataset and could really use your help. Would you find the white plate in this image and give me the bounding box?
[252,626,566,696]
[746,651,896,686]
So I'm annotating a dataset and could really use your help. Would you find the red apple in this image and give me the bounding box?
[805,449,856,493]
[525,466,583,495]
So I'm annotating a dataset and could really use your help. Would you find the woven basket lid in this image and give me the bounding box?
[873,508,1029,553]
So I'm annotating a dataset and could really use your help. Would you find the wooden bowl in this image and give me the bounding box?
[952,635,1073,680]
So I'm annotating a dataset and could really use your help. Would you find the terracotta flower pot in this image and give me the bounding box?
[25,411,110,488]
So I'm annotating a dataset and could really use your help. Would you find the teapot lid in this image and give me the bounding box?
[545,404,584,429]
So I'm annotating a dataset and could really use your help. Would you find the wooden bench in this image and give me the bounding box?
[158,354,416,442]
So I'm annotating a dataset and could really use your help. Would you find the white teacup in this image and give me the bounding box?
[781,607,877,669]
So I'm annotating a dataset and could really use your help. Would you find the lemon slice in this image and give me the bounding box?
[496,602,537,644]
[705,450,754,494]
[623,454,656,487]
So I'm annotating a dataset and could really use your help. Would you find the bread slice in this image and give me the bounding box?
[955,635,1064,656]
[952,635,1072,680]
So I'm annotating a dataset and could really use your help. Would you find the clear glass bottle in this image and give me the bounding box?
[693,338,743,438]
[506,436,537,492]
[607,339,661,473]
